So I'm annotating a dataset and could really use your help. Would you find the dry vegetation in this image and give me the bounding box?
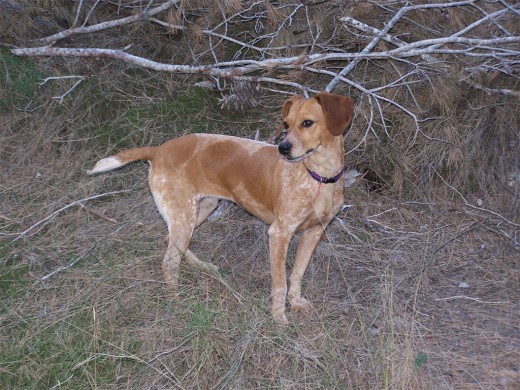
[1,0,519,389]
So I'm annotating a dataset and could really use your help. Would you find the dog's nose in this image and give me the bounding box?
[278,141,292,156]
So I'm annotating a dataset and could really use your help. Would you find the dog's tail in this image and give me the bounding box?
[87,146,156,175]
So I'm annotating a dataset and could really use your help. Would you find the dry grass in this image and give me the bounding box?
[2,154,517,388]
[1,1,519,388]
[1,78,518,388]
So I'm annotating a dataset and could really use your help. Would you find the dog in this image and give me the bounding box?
[88,92,353,324]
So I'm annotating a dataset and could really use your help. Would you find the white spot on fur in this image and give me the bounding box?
[87,157,123,174]
[150,183,170,229]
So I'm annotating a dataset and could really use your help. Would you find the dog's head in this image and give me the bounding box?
[275,92,353,162]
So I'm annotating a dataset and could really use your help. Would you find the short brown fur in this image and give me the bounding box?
[89,92,353,324]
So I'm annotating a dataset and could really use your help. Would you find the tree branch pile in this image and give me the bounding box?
[7,1,519,94]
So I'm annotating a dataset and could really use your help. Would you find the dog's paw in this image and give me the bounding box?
[271,306,289,325]
[196,261,219,274]
[290,297,313,315]
[273,312,289,326]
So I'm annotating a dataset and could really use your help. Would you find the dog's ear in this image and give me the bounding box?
[315,92,353,136]
[273,95,303,141]
[282,94,303,121]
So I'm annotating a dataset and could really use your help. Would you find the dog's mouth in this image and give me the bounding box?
[282,148,315,163]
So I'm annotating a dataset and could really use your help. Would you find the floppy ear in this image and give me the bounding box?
[282,94,303,121]
[273,95,303,140]
[314,92,354,136]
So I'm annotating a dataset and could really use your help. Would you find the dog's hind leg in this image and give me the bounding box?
[184,249,219,273]
[149,176,199,292]
[196,197,219,227]
[161,206,197,293]
[158,195,219,291]
[162,217,218,292]
[181,197,220,274]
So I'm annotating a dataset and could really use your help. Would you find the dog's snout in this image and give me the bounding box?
[278,140,292,156]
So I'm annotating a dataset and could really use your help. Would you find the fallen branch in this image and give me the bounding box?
[38,224,126,282]
[7,0,518,155]
[13,31,519,79]
[406,220,484,283]
[78,203,118,224]
[326,0,478,92]
[460,78,520,97]
[340,16,437,63]
[38,75,86,86]
[38,75,87,103]
[2,190,130,242]
[340,16,407,48]
[434,295,508,305]
[428,7,513,51]
[37,0,180,44]
[434,169,520,228]
[389,36,520,56]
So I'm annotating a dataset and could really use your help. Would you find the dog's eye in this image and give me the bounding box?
[302,120,314,128]
[283,121,289,129]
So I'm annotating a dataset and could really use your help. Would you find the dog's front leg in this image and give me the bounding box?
[288,226,324,315]
[268,222,294,325]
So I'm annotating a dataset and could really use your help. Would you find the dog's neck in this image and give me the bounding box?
[303,136,344,180]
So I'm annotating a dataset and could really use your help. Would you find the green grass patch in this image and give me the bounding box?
[0,294,148,388]
[0,48,45,112]
[70,76,263,153]
[2,308,90,388]
[414,351,429,368]
[0,264,28,311]
[186,302,217,335]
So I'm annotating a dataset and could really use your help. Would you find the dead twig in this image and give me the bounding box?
[2,191,130,242]
[459,78,520,98]
[37,0,180,44]
[55,78,85,103]
[326,0,478,92]
[407,220,484,282]
[434,169,520,229]
[38,76,86,103]
[340,16,437,63]
[38,224,126,282]
[78,203,118,224]
[434,295,509,305]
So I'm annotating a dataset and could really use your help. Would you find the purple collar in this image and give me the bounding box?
[306,166,345,184]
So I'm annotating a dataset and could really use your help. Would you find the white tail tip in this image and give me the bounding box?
[87,156,123,175]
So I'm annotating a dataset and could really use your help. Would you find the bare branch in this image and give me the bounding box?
[460,78,520,97]
[326,0,478,92]
[38,224,126,282]
[53,77,86,104]
[434,169,520,228]
[37,0,180,44]
[2,191,130,242]
[38,75,86,86]
[149,17,185,31]
[82,0,103,28]
[434,295,509,305]
[340,15,437,63]
[389,36,520,56]
[15,32,517,81]
[8,0,519,155]
[72,0,85,28]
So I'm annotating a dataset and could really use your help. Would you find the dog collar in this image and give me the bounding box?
[306,166,345,184]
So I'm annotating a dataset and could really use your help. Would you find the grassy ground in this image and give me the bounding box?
[1,47,519,389]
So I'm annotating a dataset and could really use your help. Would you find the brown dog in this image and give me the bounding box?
[88,92,353,324]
